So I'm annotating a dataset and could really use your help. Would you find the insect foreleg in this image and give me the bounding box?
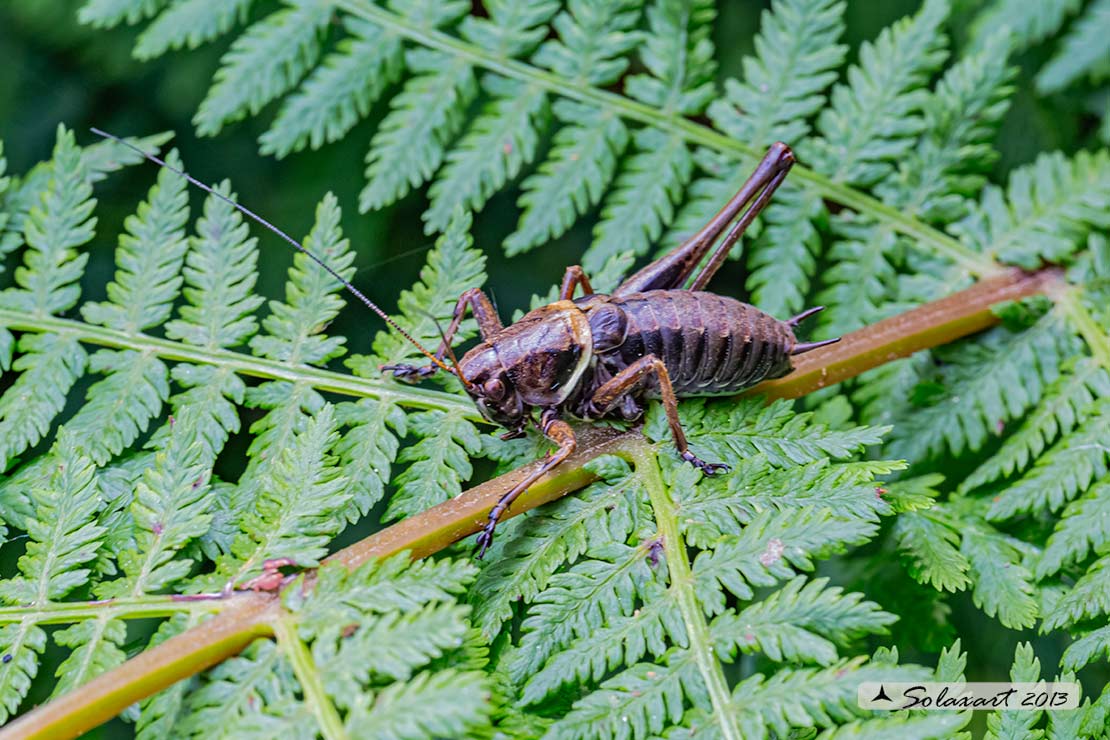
[475,410,577,558]
[589,355,729,475]
[559,265,594,300]
[383,287,503,380]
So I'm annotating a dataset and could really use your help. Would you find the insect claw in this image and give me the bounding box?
[381,363,437,382]
[474,526,495,560]
[681,451,731,476]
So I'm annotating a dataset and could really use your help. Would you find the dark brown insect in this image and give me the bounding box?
[93,131,835,559]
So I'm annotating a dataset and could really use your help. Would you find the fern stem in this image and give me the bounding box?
[0,308,479,417]
[0,596,224,625]
[632,443,741,740]
[0,593,277,740]
[333,0,996,276]
[272,615,349,740]
[1057,286,1110,370]
[752,268,1064,399]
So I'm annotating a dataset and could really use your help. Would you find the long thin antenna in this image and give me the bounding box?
[90,127,453,374]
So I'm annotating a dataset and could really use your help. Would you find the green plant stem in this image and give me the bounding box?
[633,442,739,740]
[0,596,222,625]
[0,271,1062,740]
[1057,286,1110,370]
[0,308,478,418]
[334,0,997,277]
[273,615,349,740]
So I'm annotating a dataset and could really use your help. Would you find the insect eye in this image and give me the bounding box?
[483,378,506,400]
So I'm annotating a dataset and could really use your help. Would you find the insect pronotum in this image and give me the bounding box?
[92,129,836,558]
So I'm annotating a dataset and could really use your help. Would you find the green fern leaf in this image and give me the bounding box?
[954,149,1110,268]
[1037,0,1110,93]
[709,0,846,149]
[49,619,127,698]
[887,309,1074,461]
[192,0,334,137]
[260,16,405,157]
[1043,554,1110,631]
[988,398,1110,521]
[583,127,693,274]
[533,0,641,86]
[713,576,896,665]
[358,49,477,212]
[249,193,352,365]
[808,0,948,187]
[984,643,1045,740]
[692,507,877,612]
[963,358,1109,492]
[961,526,1038,629]
[343,669,490,739]
[164,181,264,349]
[504,101,630,256]
[0,334,86,473]
[334,399,405,521]
[971,0,1081,48]
[78,0,165,27]
[388,409,482,520]
[80,149,190,333]
[359,208,485,371]
[423,77,550,234]
[134,0,254,59]
[0,127,95,316]
[816,713,971,739]
[893,511,971,593]
[1037,478,1110,578]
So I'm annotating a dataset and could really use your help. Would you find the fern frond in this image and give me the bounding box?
[1037,0,1110,94]
[134,0,254,59]
[709,0,846,149]
[504,101,630,256]
[0,435,101,720]
[343,669,490,739]
[987,398,1110,521]
[808,0,948,187]
[984,642,1044,739]
[224,404,349,578]
[887,307,1075,461]
[1037,478,1110,578]
[261,16,405,157]
[963,358,1109,491]
[970,0,1081,49]
[894,511,971,593]
[358,48,477,212]
[733,658,931,737]
[692,507,877,614]
[1043,554,1110,631]
[58,349,170,465]
[0,127,94,317]
[78,0,165,28]
[471,457,643,637]
[817,713,971,739]
[333,398,405,521]
[712,576,895,665]
[192,0,334,137]
[953,149,1110,269]
[387,408,482,520]
[0,334,86,473]
[249,193,351,365]
[49,619,127,699]
[423,77,549,234]
[961,525,1039,629]
[164,181,263,350]
[80,149,190,333]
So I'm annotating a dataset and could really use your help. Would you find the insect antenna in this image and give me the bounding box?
[90,128,453,374]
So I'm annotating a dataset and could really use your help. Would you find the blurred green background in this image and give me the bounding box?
[1,1,1107,736]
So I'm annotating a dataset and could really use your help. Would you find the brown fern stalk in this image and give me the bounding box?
[0,267,1063,740]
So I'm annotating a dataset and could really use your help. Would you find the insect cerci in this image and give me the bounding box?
[93,130,835,558]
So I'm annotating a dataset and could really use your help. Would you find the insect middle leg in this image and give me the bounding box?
[383,287,503,379]
[589,355,729,475]
[475,408,577,558]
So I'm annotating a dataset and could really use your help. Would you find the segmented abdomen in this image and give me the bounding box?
[609,290,796,395]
